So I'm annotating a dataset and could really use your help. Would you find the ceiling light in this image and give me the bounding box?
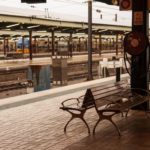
[6,23,19,28]
[27,25,40,29]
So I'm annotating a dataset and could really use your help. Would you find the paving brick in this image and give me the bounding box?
[0,83,149,150]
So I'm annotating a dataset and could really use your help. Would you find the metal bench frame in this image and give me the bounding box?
[60,95,94,134]
[60,81,127,134]
[60,80,150,136]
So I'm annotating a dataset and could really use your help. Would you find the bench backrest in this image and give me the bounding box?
[92,86,149,112]
[81,80,128,109]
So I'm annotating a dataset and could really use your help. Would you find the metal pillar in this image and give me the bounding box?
[22,36,25,54]
[95,37,98,52]
[51,30,55,56]
[78,38,81,52]
[48,36,50,53]
[87,0,93,80]
[116,34,119,56]
[99,34,102,56]
[33,37,37,53]
[131,0,149,108]
[85,38,88,52]
[29,30,32,61]
[6,38,9,53]
[121,35,124,49]
[14,39,17,52]
[3,37,6,55]
[69,32,73,57]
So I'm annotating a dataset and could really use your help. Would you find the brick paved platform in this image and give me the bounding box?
[0,75,150,150]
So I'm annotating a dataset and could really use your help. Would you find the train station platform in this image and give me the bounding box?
[1,74,150,150]
[0,74,128,110]
[0,53,123,69]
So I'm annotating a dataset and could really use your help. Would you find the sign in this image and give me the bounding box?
[119,0,132,11]
[94,0,119,5]
[133,11,143,25]
[21,0,46,3]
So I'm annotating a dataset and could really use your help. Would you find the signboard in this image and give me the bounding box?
[133,11,143,25]
[94,0,119,5]
[21,0,46,3]
[119,0,132,10]
[119,0,150,11]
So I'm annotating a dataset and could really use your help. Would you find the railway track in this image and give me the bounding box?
[67,60,99,80]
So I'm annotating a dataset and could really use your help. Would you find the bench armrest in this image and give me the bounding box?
[61,95,85,107]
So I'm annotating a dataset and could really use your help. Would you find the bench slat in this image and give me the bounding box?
[92,86,125,96]
[93,89,123,101]
[82,81,128,108]
[90,81,127,92]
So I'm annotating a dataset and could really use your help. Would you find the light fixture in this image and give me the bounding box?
[6,23,19,28]
[27,25,40,29]
[98,29,108,33]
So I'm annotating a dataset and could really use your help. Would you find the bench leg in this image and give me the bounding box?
[109,118,121,136]
[63,110,90,134]
[125,109,130,117]
[121,109,130,118]
[93,114,121,136]
[81,117,90,134]
[64,116,74,133]
[93,118,101,134]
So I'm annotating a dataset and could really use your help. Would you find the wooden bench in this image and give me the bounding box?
[60,80,150,135]
[60,80,127,134]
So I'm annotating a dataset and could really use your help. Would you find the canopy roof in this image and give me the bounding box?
[0,0,132,37]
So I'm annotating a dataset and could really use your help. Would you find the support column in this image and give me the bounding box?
[14,39,17,52]
[131,0,149,89]
[131,0,149,108]
[3,37,9,55]
[22,36,25,54]
[51,30,55,56]
[3,37,6,55]
[29,30,33,61]
[69,33,73,57]
[33,37,37,53]
[99,34,102,56]
[95,37,98,53]
[6,38,9,53]
[116,34,119,56]
[121,35,124,49]
[48,36,50,53]
[78,38,81,52]
[108,38,111,50]
[37,38,39,53]
[85,38,88,52]
[112,38,115,50]
[87,0,93,80]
